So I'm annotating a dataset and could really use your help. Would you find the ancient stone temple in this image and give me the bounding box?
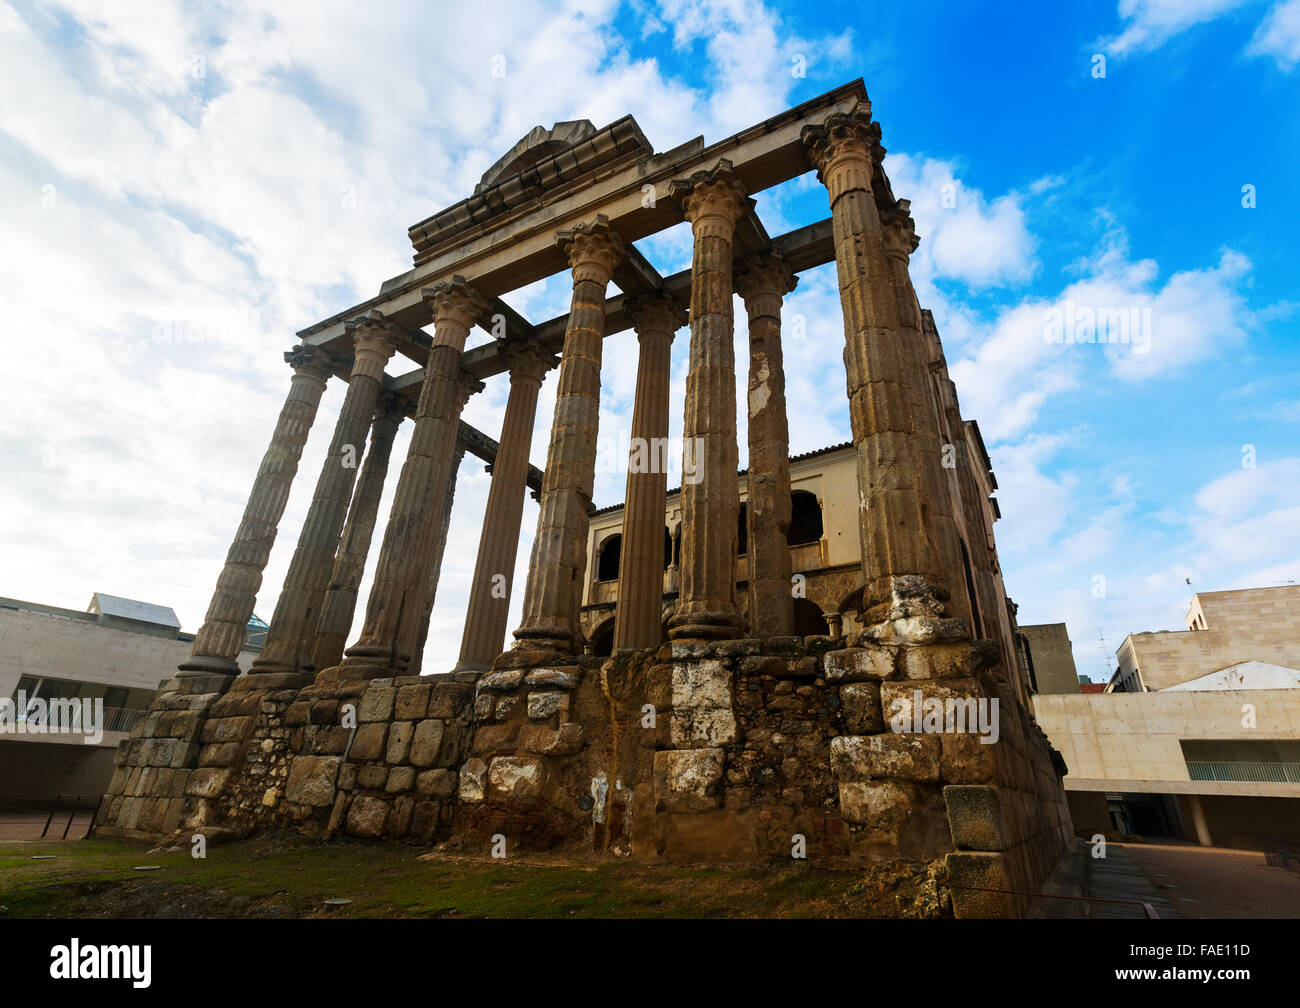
[96,80,1072,917]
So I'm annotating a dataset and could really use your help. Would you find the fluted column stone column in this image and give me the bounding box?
[407,434,468,676]
[612,293,685,651]
[179,344,334,677]
[879,199,971,631]
[736,252,798,639]
[330,277,488,680]
[253,315,400,676]
[667,161,752,641]
[311,391,406,672]
[802,103,958,630]
[512,217,625,658]
[457,346,555,670]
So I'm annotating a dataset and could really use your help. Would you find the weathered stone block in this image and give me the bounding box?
[526,668,579,690]
[946,851,1013,918]
[428,682,472,719]
[653,748,724,813]
[672,659,732,708]
[840,682,884,733]
[417,769,458,798]
[941,732,997,785]
[527,690,565,720]
[838,779,915,830]
[386,766,415,793]
[357,764,388,789]
[285,755,340,807]
[671,707,737,747]
[823,647,894,683]
[830,733,940,782]
[488,756,545,804]
[394,683,431,720]
[357,686,395,723]
[517,721,584,756]
[386,720,414,764]
[944,785,1007,852]
[185,768,230,799]
[408,719,445,767]
[346,795,389,838]
[478,669,525,692]
[459,758,488,802]
[349,722,388,761]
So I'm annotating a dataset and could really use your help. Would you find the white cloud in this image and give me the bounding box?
[1250,0,1300,67]
[1100,0,1253,56]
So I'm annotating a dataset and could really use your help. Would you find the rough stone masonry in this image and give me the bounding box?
[96,80,1072,918]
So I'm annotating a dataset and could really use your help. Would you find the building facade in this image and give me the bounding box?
[0,594,258,801]
[1033,585,1300,847]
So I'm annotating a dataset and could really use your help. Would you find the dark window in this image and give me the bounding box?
[597,534,622,582]
[792,598,829,636]
[787,491,823,546]
[737,504,748,556]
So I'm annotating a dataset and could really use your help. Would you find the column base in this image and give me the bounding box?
[176,654,240,678]
[451,658,492,674]
[667,608,743,641]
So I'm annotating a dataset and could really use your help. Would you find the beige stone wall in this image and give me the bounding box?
[1032,688,1300,787]
[583,445,865,616]
[0,605,252,701]
[1020,623,1080,695]
[1119,585,1300,692]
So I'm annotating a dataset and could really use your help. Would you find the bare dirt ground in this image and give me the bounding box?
[1116,840,1300,919]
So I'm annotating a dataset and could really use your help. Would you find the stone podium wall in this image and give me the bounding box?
[96,634,1070,918]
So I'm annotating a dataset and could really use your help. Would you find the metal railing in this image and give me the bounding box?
[101,706,144,733]
[1186,760,1300,784]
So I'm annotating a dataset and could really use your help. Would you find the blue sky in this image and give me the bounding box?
[1,0,1297,681]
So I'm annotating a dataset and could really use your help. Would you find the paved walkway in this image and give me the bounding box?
[1033,838,1176,918]
[1117,840,1300,918]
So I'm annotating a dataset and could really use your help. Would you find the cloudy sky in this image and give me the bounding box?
[1,0,1297,681]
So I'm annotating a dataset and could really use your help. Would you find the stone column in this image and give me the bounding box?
[512,216,625,658]
[457,346,555,670]
[407,434,468,676]
[612,293,685,651]
[667,161,752,641]
[330,277,488,679]
[253,316,400,676]
[311,391,407,673]
[879,200,970,630]
[179,344,334,678]
[802,104,956,628]
[736,252,798,639]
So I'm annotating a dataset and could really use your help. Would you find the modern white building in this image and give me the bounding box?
[0,593,260,803]
[1032,585,1300,848]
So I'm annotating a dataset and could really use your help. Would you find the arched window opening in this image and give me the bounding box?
[787,491,823,546]
[792,598,829,637]
[589,619,615,657]
[597,534,622,582]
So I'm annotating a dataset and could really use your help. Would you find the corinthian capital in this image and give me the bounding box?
[880,199,920,263]
[344,310,403,364]
[284,343,335,383]
[557,214,626,286]
[624,290,687,339]
[423,276,490,335]
[801,101,882,202]
[669,159,753,240]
